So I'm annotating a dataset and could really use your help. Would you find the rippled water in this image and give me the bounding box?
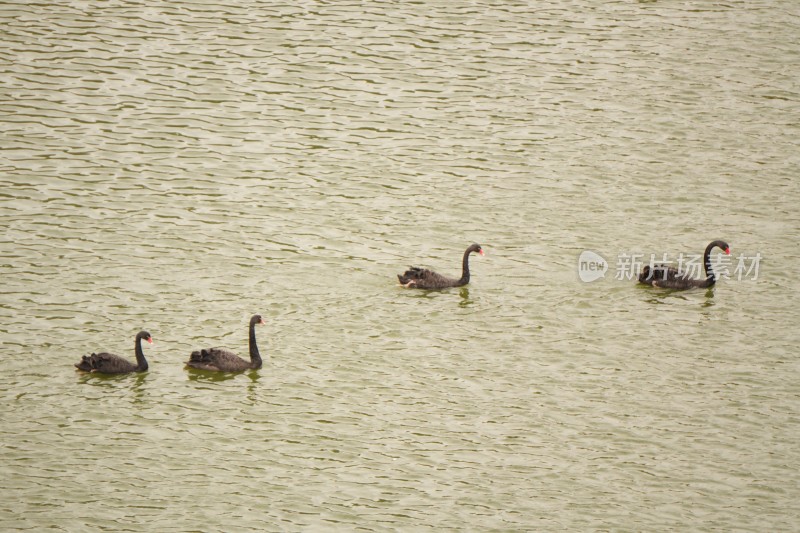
[2,1,799,530]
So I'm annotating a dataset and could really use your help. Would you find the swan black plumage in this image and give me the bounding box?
[186,314,265,372]
[398,243,485,289]
[639,240,731,289]
[75,330,153,374]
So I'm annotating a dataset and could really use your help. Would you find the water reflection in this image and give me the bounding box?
[76,370,149,388]
[640,284,719,309]
[184,368,241,382]
[130,373,149,404]
[246,370,260,404]
[458,287,473,307]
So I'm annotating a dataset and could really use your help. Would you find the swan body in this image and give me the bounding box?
[186,315,265,372]
[398,243,484,289]
[75,330,153,374]
[639,240,730,289]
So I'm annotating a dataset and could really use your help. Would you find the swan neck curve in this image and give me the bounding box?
[458,247,473,286]
[249,320,262,368]
[134,334,148,372]
[702,241,721,287]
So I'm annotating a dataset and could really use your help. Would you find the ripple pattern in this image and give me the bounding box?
[1,1,799,531]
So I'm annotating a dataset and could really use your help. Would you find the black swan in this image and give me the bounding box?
[75,330,153,374]
[398,243,485,289]
[639,240,730,289]
[186,314,265,372]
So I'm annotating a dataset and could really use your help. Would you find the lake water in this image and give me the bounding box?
[2,1,799,530]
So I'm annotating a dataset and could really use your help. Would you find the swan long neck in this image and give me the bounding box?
[459,248,473,285]
[249,320,262,366]
[134,334,148,371]
[701,241,727,288]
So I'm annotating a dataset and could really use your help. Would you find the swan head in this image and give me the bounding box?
[137,330,154,345]
[251,314,266,326]
[712,240,731,255]
[469,243,485,256]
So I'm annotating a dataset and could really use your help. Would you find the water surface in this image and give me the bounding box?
[1,1,799,530]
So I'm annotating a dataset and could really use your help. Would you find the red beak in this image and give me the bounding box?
[479,249,486,256]
[147,338,154,345]
[725,247,731,255]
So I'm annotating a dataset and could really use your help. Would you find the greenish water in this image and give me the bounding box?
[1,1,799,531]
